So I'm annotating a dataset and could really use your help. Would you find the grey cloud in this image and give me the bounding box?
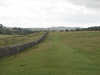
[0,0,100,28]
[63,13,100,24]
[67,0,100,9]
[0,0,8,7]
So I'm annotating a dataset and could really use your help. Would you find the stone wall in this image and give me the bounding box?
[0,32,48,57]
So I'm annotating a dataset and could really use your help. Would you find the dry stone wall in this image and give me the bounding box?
[0,32,48,57]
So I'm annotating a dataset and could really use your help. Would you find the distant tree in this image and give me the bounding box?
[87,26,100,31]
[65,29,69,32]
[0,24,3,28]
[0,24,34,35]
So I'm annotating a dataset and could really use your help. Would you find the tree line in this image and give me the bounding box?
[0,24,34,35]
[65,26,100,31]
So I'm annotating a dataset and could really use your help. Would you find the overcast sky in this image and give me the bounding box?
[0,0,100,28]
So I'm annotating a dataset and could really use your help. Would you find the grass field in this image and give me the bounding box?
[0,32,43,47]
[0,31,100,75]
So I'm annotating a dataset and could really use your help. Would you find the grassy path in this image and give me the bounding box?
[0,32,100,75]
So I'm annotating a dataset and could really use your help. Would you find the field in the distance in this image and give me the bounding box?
[0,32,43,47]
[0,31,100,75]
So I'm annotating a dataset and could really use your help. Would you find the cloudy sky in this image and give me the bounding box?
[0,0,100,28]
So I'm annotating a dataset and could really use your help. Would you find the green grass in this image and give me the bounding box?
[0,31,100,75]
[0,32,43,47]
